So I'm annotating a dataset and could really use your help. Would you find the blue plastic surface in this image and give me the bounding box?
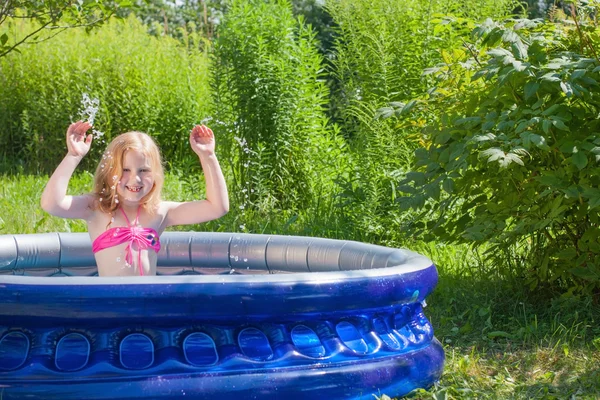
[0,232,444,399]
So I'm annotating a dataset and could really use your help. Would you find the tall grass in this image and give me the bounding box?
[0,15,210,174]
[211,0,350,216]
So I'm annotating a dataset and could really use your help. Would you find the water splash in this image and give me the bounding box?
[233,135,254,233]
[78,93,104,140]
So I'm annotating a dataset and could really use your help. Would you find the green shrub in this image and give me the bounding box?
[211,0,348,212]
[0,15,210,173]
[324,0,522,241]
[391,15,600,292]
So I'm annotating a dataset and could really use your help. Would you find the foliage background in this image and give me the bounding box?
[0,15,210,173]
[0,0,598,292]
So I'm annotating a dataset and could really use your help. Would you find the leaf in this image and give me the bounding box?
[472,133,496,142]
[547,60,567,69]
[480,148,504,162]
[556,248,577,260]
[524,81,539,100]
[542,104,561,116]
[406,171,426,185]
[0,33,8,46]
[551,118,569,131]
[540,72,561,82]
[511,40,528,59]
[423,66,442,76]
[571,152,588,170]
[398,185,416,194]
[488,331,513,339]
[569,267,599,282]
[571,69,586,80]
[521,132,549,150]
[397,100,417,116]
[504,152,524,166]
[455,116,482,127]
[560,81,573,97]
[559,141,576,153]
[434,132,452,144]
[512,60,527,71]
[515,119,529,133]
[375,107,394,119]
[542,119,551,134]
[590,146,600,162]
[487,48,512,58]
[443,179,455,194]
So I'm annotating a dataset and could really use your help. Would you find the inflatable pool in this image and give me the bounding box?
[0,232,444,399]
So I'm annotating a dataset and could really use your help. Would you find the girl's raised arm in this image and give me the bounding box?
[164,125,229,227]
[40,121,95,220]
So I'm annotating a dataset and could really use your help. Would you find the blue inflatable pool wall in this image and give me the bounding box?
[0,232,444,399]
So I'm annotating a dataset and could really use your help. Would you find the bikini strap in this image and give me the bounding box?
[119,206,142,227]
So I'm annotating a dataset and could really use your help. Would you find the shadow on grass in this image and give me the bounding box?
[428,271,600,351]
[519,367,600,398]
[408,271,600,399]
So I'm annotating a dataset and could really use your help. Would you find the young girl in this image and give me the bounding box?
[41,121,229,277]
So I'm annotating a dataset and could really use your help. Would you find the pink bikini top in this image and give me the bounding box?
[92,207,161,276]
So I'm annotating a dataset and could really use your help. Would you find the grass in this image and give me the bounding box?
[1,173,599,399]
[407,243,600,400]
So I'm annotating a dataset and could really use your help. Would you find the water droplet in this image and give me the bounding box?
[99,198,103,201]
[113,175,118,181]
[111,185,115,190]
[115,199,119,203]
[229,269,235,274]
[117,257,121,262]
[234,256,239,261]
[243,258,248,262]
[239,205,244,210]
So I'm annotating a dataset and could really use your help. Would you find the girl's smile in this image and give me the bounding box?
[117,149,154,204]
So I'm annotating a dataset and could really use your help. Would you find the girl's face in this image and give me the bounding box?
[116,149,155,205]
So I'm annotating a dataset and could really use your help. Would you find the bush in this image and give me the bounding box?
[324,0,522,242]
[0,15,210,173]
[391,14,600,292]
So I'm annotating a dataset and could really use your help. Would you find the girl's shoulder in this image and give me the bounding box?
[157,200,181,211]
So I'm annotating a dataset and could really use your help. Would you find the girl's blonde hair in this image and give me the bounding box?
[92,131,164,214]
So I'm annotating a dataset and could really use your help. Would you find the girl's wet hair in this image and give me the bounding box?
[92,131,164,214]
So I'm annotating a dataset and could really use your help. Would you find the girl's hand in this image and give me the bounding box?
[190,125,215,156]
[66,121,93,158]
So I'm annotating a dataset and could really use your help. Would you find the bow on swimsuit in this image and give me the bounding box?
[92,207,161,276]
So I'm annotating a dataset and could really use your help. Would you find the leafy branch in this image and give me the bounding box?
[0,0,129,58]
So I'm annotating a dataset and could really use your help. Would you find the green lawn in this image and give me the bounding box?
[2,173,599,399]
